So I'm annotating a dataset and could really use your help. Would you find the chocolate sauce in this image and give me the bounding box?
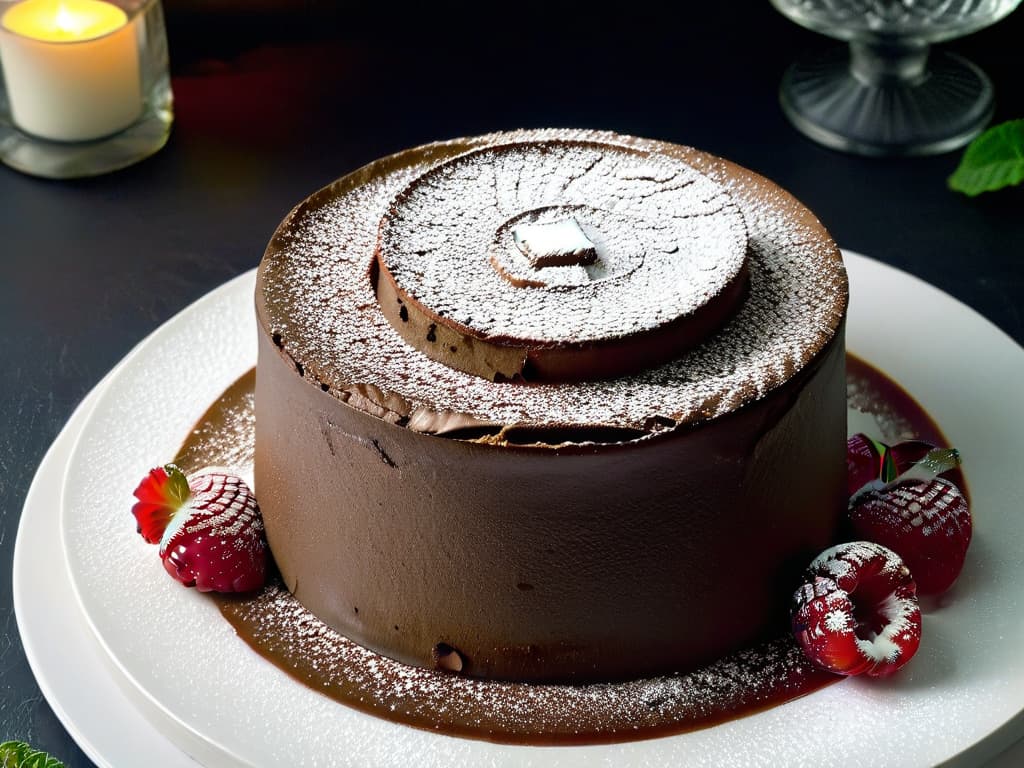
[175,354,958,745]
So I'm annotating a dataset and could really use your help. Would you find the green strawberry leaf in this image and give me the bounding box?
[0,741,65,768]
[948,119,1024,197]
[896,447,961,485]
[163,463,192,506]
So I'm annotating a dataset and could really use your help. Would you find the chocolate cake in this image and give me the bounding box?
[254,129,848,684]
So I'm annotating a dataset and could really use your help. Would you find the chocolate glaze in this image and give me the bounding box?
[179,354,955,744]
[254,131,849,684]
[256,327,846,683]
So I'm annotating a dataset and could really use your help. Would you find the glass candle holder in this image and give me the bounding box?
[0,0,172,178]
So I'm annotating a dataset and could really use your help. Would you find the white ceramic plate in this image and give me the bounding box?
[13,362,199,766]
[45,254,1024,765]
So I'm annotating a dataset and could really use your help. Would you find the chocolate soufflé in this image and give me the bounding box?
[254,129,848,684]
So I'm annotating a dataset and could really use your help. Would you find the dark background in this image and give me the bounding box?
[1,4,1021,765]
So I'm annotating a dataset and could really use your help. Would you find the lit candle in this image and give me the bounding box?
[0,0,142,142]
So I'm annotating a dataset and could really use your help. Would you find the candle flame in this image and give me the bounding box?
[54,2,85,35]
[1,0,129,42]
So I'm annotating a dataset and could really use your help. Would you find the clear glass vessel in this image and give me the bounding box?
[0,0,172,178]
[771,0,1021,156]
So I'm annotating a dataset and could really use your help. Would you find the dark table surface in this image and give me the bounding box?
[1,5,1022,765]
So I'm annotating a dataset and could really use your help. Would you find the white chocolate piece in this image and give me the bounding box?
[513,218,597,269]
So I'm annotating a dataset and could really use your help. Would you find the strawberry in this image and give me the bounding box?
[888,439,939,477]
[846,433,887,497]
[849,477,971,595]
[131,465,192,544]
[846,433,948,495]
[131,465,266,593]
[792,541,921,677]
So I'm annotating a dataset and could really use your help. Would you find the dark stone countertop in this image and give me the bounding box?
[1,5,1021,765]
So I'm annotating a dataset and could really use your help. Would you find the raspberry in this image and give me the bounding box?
[849,477,971,595]
[792,541,921,677]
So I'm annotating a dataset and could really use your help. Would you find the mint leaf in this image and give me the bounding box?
[948,119,1024,196]
[0,741,65,768]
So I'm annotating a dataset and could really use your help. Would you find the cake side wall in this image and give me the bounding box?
[254,329,846,684]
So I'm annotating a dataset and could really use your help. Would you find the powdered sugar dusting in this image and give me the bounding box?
[173,370,255,475]
[216,581,835,743]
[257,129,846,434]
[847,375,914,440]
[158,472,261,556]
[860,591,919,665]
[867,479,967,538]
[378,141,747,344]
[807,541,909,594]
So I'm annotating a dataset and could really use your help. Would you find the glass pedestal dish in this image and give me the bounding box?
[771,0,1021,156]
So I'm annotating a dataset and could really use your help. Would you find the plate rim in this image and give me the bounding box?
[12,377,202,768]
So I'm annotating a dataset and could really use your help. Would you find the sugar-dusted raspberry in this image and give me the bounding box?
[849,477,971,595]
[792,541,921,677]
